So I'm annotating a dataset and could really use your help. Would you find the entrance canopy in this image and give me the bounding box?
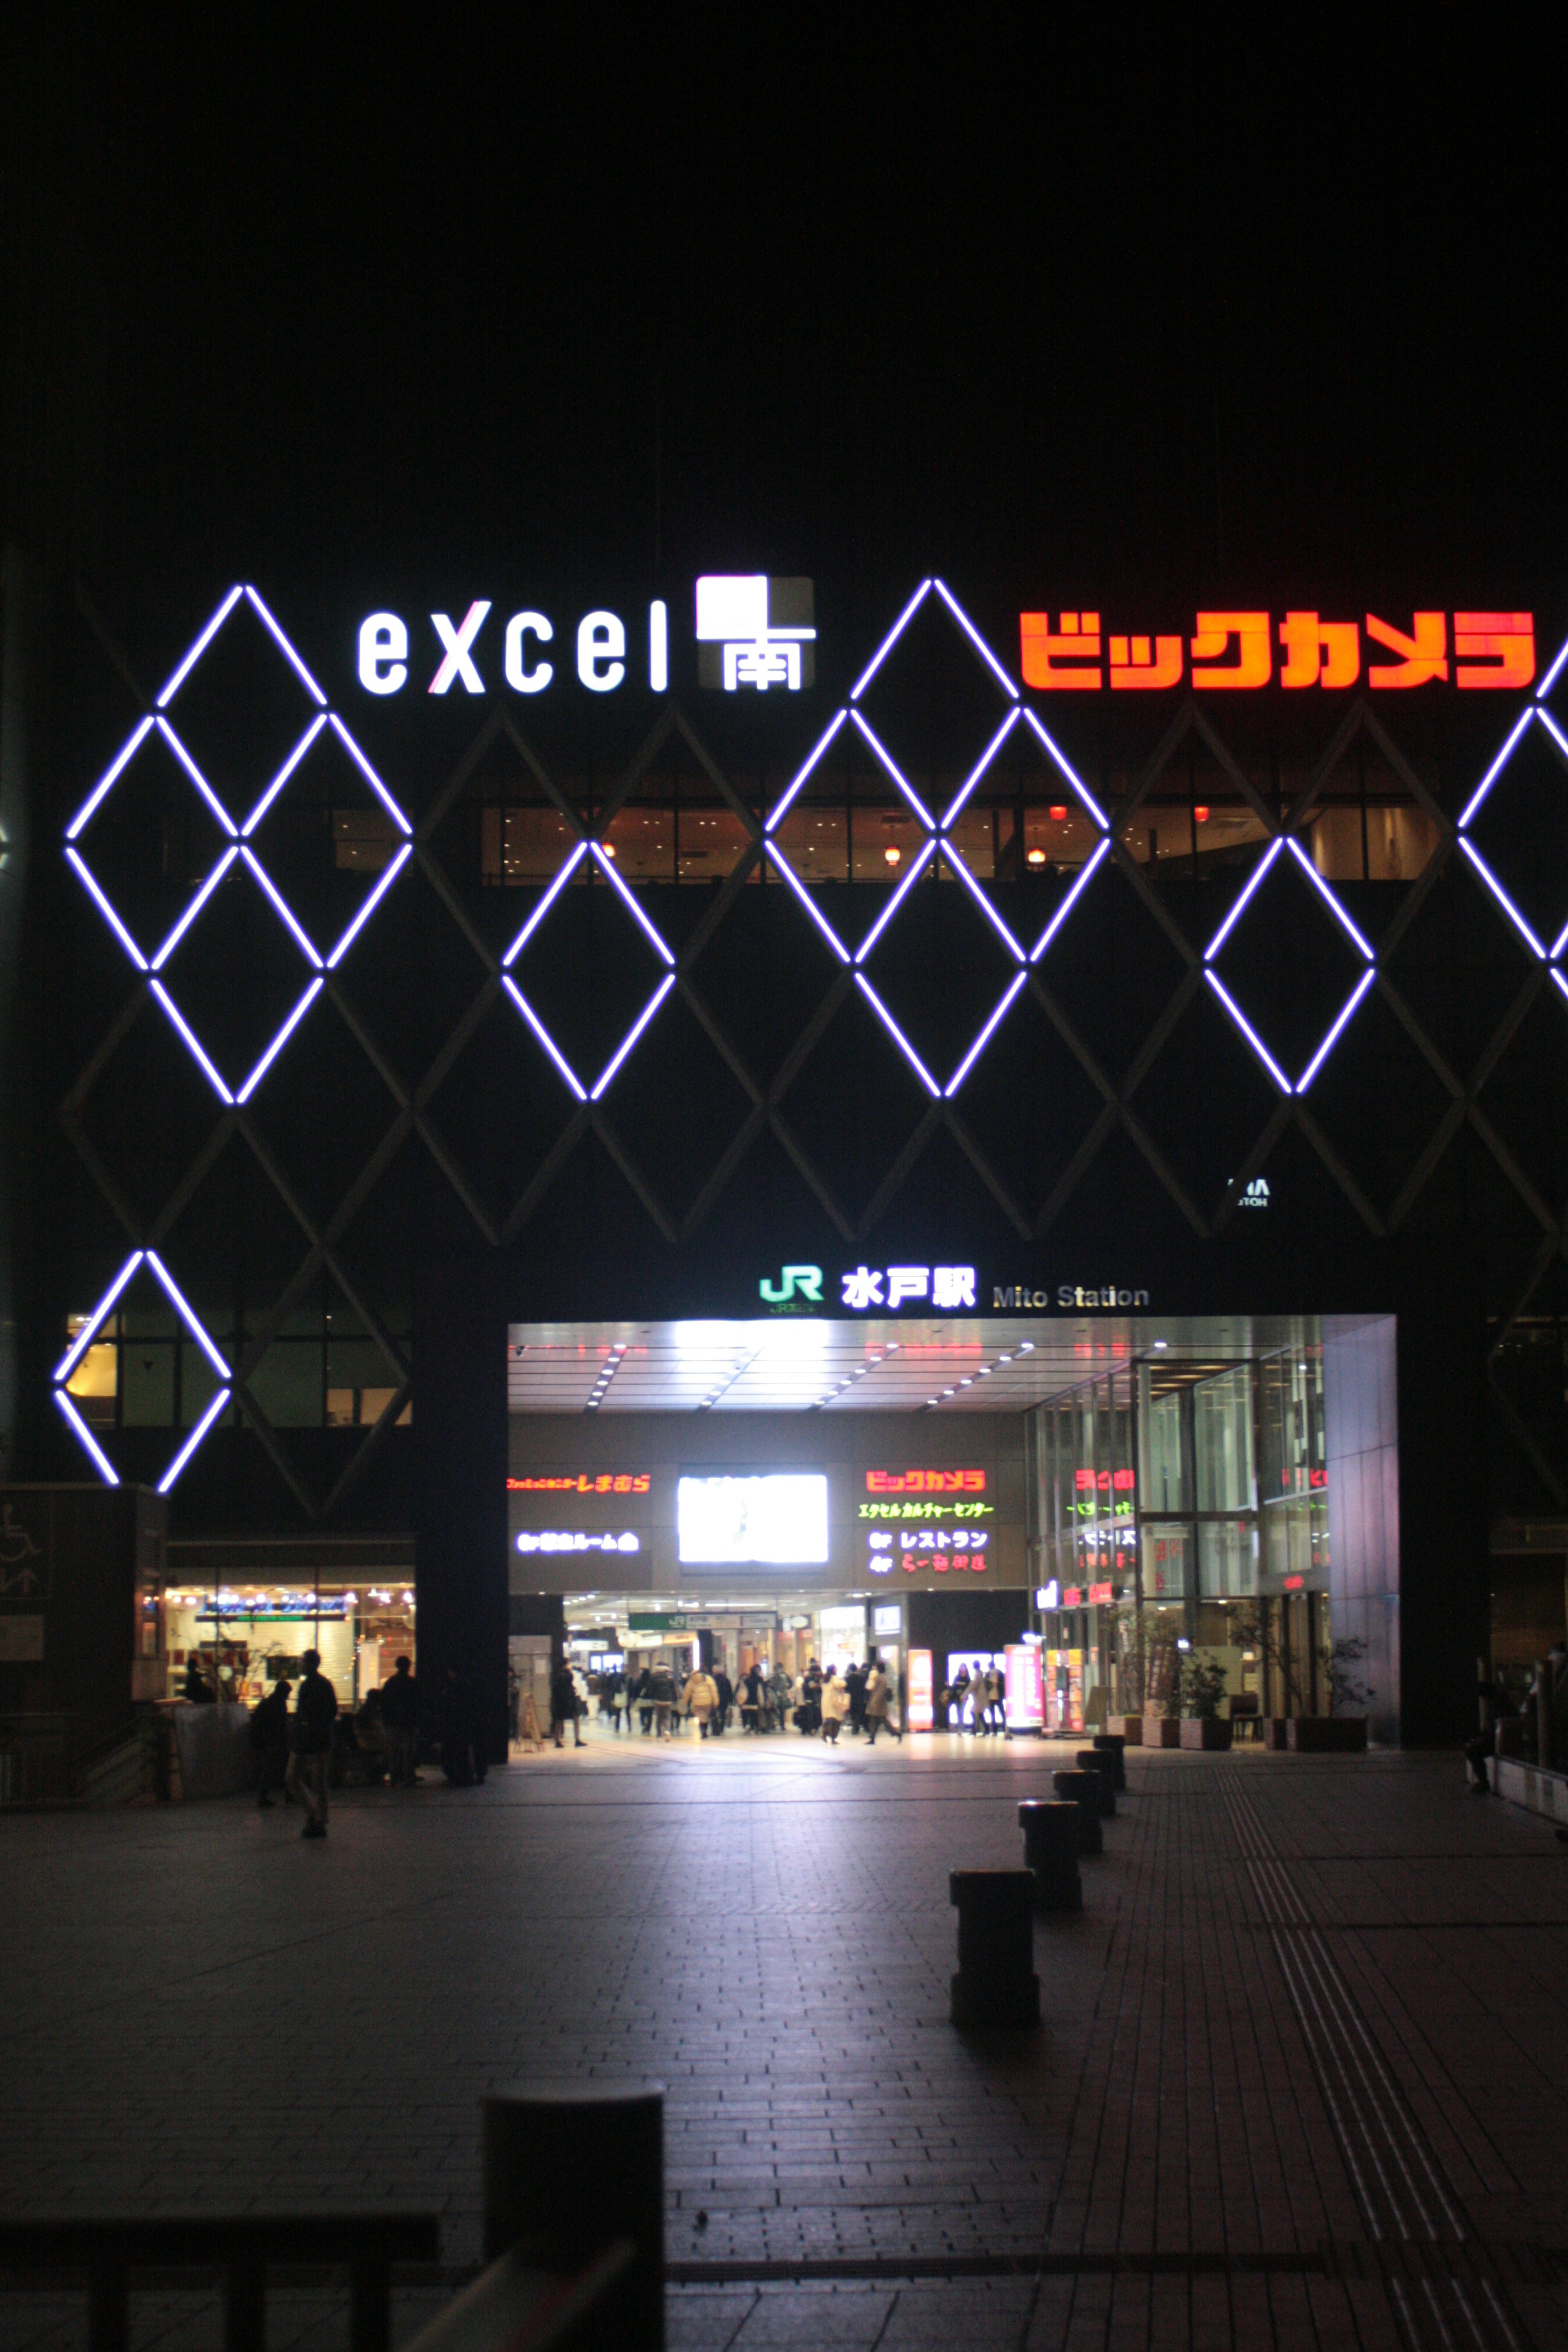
[506,1314,1319,1415]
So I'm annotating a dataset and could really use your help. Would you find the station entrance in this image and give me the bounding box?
[505,1311,1398,1741]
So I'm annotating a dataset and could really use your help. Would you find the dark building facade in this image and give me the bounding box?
[4,570,1566,1752]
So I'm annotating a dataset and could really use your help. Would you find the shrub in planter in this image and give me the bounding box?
[1143,1714,1182,1748]
[1106,1714,1143,1744]
[1179,1717,1233,1750]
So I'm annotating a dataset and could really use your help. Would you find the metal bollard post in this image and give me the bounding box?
[949,1870,1040,2028]
[1074,1750,1115,1817]
[1092,1732,1126,1793]
[1051,1767,1102,1855]
[1018,1798,1082,1912]
[483,2086,664,2348]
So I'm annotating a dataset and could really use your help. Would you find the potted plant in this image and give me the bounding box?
[1288,1636,1372,1751]
[1106,1602,1144,1743]
[1178,1655,1232,1749]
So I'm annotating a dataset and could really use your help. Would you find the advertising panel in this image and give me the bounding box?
[907,1648,935,1732]
[1004,1643,1045,1733]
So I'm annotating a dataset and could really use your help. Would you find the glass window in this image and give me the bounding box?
[1258,1346,1326,1501]
[1140,1378,1188,1511]
[1141,1522,1191,1602]
[1193,1366,1254,1512]
[1198,1518,1258,1597]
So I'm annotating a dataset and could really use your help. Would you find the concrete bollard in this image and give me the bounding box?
[1075,1749,1115,1817]
[949,1870,1040,2028]
[1018,1798,1082,1912]
[483,2085,664,2345]
[1052,1768,1103,1855]
[1092,1732,1127,1793]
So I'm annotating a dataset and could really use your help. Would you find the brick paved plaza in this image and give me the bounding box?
[2,1737,1566,2350]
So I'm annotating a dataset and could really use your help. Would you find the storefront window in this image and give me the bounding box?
[1142,1521,1190,1603]
[1198,1517,1258,1597]
[1258,1346,1326,1501]
[1140,1378,1188,1510]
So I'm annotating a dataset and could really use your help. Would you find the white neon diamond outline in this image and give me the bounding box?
[588,844,676,965]
[155,718,240,836]
[158,1389,232,1494]
[241,714,329,835]
[931,579,1020,700]
[144,1251,232,1379]
[853,973,939,1096]
[56,1390,120,1483]
[235,978,325,1102]
[850,581,932,702]
[66,849,149,968]
[156,585,245,708]
[854,837,937,962]
[764,708,849,831]
[1295,967,1378,1092]
[501,842,590,964]
[1457,837,1546,959]
[940,844,1026,961]
[945,971,1027,1096]
[243,586,328,707]
[1204,970,1292,1093]
[1021,710,1108,829]
[325,842,414,969]
[590,973,677,1100]
[1284,839,1375,961]
[1458,707,1536,830]
[67,717,155,841]
[501,977,589,1100]
[239,848,325,967]
[1552,969,1568,1005]
[149,980,234,1101]
[149,847,240,971]
[326,715,414,834]
[1535,705,1568,765]
[848,711,936,831]
[1551,915,1568,961]
[1536,631,1568,702]
[762,844,851,963]
[55,1252,145,1382]
[1203,837,1285,962]
[1029,836,1113,961]
[940,709,1022,830]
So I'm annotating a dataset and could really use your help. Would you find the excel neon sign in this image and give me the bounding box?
[1020,610,1535,692]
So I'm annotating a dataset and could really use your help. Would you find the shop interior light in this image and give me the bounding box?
[849,579,931,702]
[1027,847,1047,866]
[849,710,936,832]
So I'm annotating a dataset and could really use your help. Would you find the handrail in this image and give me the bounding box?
[0,2212,440,2352]
[402,2239,636,2352]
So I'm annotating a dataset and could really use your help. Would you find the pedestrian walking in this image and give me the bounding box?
[772,1666,793,1731]
[650,1659,677,1738]
[631,1666,654,1734]
[741,1663,764,1733]
[821,1668,849,1744]
[846,1660,868,1735]
[287,1649,337,1838]
[683,1664,719,1737]
[864,1662,902,1744]
[800,1661,822,1735]
[712,1666,734,1736]
[379,1654,419,1786]
[551,1657,584,1748]
[249,1677,292,1806]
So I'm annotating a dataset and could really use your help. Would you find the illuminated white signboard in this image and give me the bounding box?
[695,576,815,690]
[677,1473,829,1565]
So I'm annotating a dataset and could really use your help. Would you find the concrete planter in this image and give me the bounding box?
[1143,1715,1182,1748]
[1106,1715,1142,1744]
[1179,1717,1232,1751]
[1287,1717,1368,1753]
[1263,1719,1290,1750]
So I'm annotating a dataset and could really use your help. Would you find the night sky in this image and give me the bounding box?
[4,10,1567,612]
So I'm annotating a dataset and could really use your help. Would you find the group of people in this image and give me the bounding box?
[566,1656,904,1744]
[245,1651,499,1834]
[937,1663,1007,1734]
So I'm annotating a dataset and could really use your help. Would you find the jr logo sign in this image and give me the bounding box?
[759,1265,824,1305]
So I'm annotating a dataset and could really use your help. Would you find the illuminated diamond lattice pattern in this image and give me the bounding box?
[58,585,1568,1506]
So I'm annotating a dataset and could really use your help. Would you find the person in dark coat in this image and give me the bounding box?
[711,1667,734,1735]
[287,1650,338,1838]
[249,1679,292,1806]
[183,1655,216,1704]
[551,1658,584,1749]
[846,1661,868,1735]
[379,1655,420,1786]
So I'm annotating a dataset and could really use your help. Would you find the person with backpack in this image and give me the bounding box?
[287,1649,338,1838]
